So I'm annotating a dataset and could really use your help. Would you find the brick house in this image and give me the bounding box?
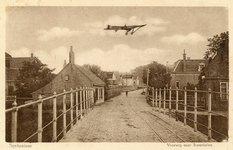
[202,41,229,111]
[170,50,206,89]
[32,47,105,105]
[5,52,40,96]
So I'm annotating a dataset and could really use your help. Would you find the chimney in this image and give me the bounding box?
[31,53,33,57]
[63,60,67,68]
[69,46,75,64]
[183,49,187,72]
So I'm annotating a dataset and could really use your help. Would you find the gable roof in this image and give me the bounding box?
[6,57,40,69]
[75,65,105,86]
[173,59,206,73]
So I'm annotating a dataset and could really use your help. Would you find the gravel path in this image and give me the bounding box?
[59,90,215,142]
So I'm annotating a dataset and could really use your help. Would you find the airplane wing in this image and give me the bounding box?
[104,24,146,35]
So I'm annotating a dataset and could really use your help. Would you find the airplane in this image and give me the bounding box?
[104,24,146,35]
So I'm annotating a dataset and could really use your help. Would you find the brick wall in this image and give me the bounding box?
[170,73,199,89]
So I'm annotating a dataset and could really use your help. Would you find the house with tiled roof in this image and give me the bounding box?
[170,50,206,89]
[31,47,105,105]
[202,41,228,111]
[5,52,40,96]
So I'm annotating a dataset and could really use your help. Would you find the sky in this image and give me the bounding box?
[6,7,228,73]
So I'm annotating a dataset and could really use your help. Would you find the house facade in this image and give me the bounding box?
[32,47,105,105]
[202,41,229,111]
[170,50,206,89]
[5,52,39,96]
[106,72,116,85]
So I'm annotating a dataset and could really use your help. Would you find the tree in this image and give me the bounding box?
[15,59,55,97]
[82,64,102,78]
[138,61,171,88]
[204,31,229,59]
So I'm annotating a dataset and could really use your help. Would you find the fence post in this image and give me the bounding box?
[70,88,73,130]
[63,90,66,139]
[88,87,91,112]
[155,88,158,110]
[38,94,43,142]
[152,87,155,110]
[184,87,187,126]
[80,87,83,119]
[163,87,166,115]
[92,88,94,108]
[76,88,79,121]
[83,87,86,115]
[159,88,161,113]
[85,87,88,112]
[11,96,18,142]
[194,87,197,132]
[176,87,179,121]
[169,87,171,118]
[208,88,212,140]
[52,92,57,142]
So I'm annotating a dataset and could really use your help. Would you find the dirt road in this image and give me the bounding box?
[60,90,213,142]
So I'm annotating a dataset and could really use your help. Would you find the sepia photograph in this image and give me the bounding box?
[2,1,231,150]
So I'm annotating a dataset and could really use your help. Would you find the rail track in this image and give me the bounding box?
[130,98,186,142]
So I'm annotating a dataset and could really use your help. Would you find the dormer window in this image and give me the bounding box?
[198,63,205,71]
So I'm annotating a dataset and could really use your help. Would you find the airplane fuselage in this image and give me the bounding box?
[104,24,146,35]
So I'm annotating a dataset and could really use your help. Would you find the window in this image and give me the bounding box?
[175,81,180,89]
[220,82,228,101]
[65,75,69,81]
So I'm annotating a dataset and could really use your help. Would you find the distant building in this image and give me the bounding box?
[5,52,40,96]
[32,47,106,105]
[106,72,116,85]
[170,50,206,89]
[120,73,139,86]
[202,41,228,110]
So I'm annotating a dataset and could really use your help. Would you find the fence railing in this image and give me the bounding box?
[147,87,228,141]
[5,87,94,142]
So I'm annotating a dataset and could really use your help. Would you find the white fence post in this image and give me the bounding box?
[80,87,83,119]
[38,94,43,142]
[52,91,57,142]
[159,88,161,113]
[75,88,79,121]
[164,87,166,115]
[184,87,187,126]
[11,96,18,142]
[176,87,179,121]
[152,87,155,110]
[194,87,197,132]
[208,88,212,140]
[70,88,73,130]
[169,87,171,118]
[155,88,158,110]
[63,90,66,139]
[83,87,86,115]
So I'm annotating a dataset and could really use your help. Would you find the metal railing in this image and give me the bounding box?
[147,87,229,141]
[5,87,94,142]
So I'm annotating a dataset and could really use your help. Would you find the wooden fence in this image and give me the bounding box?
[147,87,228,141]
[5,87,94,142]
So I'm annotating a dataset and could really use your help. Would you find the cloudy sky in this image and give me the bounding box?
[6,7,228,73]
